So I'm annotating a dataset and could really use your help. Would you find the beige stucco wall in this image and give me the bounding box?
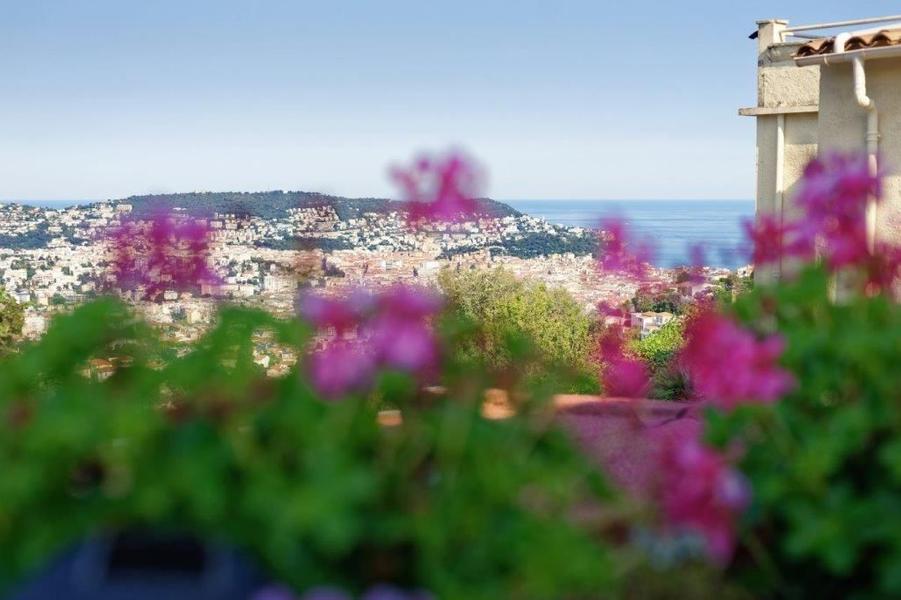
[748,22,821,282]
[817,59,901,246]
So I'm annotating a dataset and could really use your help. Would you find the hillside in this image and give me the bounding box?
[118,191,521,221]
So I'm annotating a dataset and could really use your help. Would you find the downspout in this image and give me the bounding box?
[834,32,879,252]
[853,57,880,252]
[776,113,785,275]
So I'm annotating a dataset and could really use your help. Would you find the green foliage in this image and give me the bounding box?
[628,319,687,400]
[50,293,67,306]
[0,298,623,598]
[704,266,901,598]
[121,192,519,221]
[438,232,597,260]
[630,287,686,315]
[712,273,754,305]
[0,222,53,250]
[437,267,599,392]
[0,288,25,351]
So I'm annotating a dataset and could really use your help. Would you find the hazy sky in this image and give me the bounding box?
[0,1,892,201]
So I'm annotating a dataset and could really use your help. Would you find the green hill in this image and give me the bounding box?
[118,191,520,221]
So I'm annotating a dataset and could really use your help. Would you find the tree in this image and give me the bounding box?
[437,267,599,391]
[0,289,24,351]
[628,318,687,400]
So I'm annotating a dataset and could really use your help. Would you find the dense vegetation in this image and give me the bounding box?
[0,222,53,250]
[439,232,597,260]
[256,236,357,251]
[0,299,622,599]
[2,150,899,598]
[121,191,520,221]
[0,288,24,352]
[628,319,687,400]
[706,266,901,597]
[437,267,599,392]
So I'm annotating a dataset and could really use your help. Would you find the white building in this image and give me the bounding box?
[742,15,901,281]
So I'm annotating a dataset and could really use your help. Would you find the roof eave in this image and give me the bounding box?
[795,44,901,66]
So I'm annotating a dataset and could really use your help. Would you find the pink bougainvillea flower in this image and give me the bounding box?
[795,152,882,269]
[308,341,376,400]
[679,310,794,409]
[862,242,901,298]
[742,215,813,266]
[391,151,483,223]
[598,329,651,398]
[370,318,440,375]
[376,284,444,319]
[603,355,651,398]
[368,285,443,374]
[655,427,749,565]
[597,218,655,280]
[597,301,625,318]
[677,243,709,285]
[108,220,145,290]
[107,210,219,300]
[303,284,443,398]
[297,292,367,334]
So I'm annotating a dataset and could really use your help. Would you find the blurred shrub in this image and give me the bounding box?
[628,320,687,401]
[0,288,24,352]
[706,266,901,598]
[0,298,624,598]
[437,267,599,392]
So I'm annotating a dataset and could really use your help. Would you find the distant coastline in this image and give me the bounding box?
[3,197,754,269]
[507,199,753,269]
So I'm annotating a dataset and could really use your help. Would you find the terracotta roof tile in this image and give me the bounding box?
[796,28,901,57]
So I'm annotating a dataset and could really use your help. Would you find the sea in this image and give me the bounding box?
[507,199,754,269]
[6,198,755,269]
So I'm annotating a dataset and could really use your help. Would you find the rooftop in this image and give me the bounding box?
[796,28,901,57]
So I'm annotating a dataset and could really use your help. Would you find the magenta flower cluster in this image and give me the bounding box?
[745,151,899,292]
[391,151,482,223]
[598,328,650,398]
[299,285,443,399]
[656,427,750,565]
[679,309,794,410]
[108,210,219,300]
[596,218,655,280]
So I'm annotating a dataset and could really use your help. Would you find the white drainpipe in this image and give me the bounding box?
[834,32,879,252]
[776,113,785,274]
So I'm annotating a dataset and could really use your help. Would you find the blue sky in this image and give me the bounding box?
[0,1,892,201]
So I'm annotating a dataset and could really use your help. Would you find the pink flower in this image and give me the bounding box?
[376,284,444,319]
[297,292,367,334]
[656,427,749,565]
[597,218,655,280]
[603,355,651,398]
[368,285,443,374]
[679,310,794,409]
[370,318,440,375]
[597,301,625,319]
[302,285,443,398]
[391,151,483,224]
[598,329,650,398]
[107,210,219,300]
[308,341,376,400]
[743,215,814,267]
[863,242,901,298]
[795,152,881,269]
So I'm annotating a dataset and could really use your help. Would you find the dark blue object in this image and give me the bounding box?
[11,531,267,600]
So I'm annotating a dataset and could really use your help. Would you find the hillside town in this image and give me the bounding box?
[0,199,743,356]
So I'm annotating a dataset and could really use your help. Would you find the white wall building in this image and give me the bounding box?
[742,15,901,281]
